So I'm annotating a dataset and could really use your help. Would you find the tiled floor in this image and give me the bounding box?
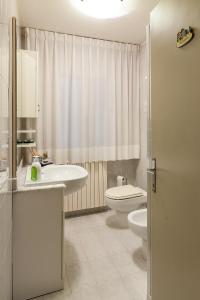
[34,210,147,300]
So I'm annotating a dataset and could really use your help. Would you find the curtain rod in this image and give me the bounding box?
[22,26,139,46]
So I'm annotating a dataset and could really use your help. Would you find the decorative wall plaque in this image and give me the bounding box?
[177,27,194,48]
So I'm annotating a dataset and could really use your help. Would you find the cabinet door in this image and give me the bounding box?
[13,186,64,300]
[17,50,22,117]
[17,50,38,118]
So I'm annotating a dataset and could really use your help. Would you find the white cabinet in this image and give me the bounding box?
[17,50,38,118]
[13,185,65,300]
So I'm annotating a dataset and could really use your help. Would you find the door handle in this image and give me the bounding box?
[147,168,156,175]
[147,158,156,193]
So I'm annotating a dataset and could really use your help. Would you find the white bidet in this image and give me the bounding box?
[128,208,147,259]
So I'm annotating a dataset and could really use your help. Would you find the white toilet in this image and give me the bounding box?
[128,208,147,259]
[105,185,147,227]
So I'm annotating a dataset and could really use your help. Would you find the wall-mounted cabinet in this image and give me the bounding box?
[17,50,39,118]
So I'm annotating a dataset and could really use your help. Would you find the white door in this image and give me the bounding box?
[149,1,200,299]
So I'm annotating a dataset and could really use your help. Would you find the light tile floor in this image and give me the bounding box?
[33,210,147,300]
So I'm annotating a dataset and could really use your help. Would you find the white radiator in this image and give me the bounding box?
[64,161,108,212]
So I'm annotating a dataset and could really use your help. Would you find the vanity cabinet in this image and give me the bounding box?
[17,50,39,118]
[13,185,65,300]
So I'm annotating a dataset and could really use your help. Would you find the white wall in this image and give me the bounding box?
[107,160,138,188]
[0,0,18,299]
[136,42,149,190]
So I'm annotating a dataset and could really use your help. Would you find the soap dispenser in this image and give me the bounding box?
[31,156,41,181]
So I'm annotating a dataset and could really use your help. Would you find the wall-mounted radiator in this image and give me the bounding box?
[64,161,107,213]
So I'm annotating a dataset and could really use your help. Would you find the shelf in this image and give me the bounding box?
[2,143,36,149]
[17,130,36,133]
[3,130,36,134]
[17,143,36,148]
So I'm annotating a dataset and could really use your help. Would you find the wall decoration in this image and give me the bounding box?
[177,27,194,48]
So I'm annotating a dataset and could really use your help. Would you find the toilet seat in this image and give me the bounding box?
[105,185,145,200]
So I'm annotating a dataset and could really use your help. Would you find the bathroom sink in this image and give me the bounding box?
[25,164,88,194]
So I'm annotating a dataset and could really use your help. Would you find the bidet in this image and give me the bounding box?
[128,208,147,259]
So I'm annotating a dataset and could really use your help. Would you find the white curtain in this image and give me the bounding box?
[26,28,140,164]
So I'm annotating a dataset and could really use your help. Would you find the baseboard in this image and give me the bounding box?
[65,206,110,218]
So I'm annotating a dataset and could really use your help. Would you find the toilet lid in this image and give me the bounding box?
[105,185,145,200]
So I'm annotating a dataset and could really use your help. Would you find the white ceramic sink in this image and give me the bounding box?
[25,164,88,194]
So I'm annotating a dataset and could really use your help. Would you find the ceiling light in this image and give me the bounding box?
[70,0,135,19]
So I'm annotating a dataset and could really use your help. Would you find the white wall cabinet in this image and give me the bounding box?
[17,50,38,118]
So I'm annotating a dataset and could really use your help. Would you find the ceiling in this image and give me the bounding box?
[17,0,159,44]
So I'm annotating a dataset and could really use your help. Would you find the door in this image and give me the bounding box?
[149,1,200,300]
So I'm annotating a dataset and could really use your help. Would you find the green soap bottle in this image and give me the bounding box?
[31,156,41,181]
[31,165,38,181]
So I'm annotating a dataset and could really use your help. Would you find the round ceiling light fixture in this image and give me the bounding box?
[70,0,135,19]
